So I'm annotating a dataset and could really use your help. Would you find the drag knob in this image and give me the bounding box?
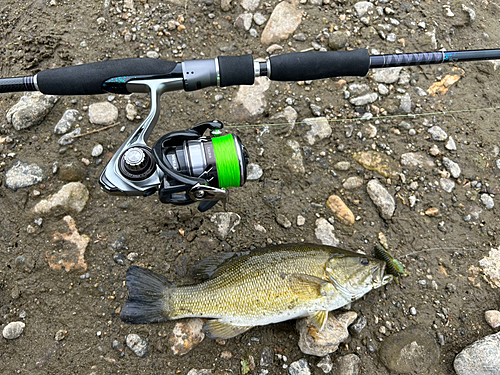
[118,146,156,181]
[123,147,147,171]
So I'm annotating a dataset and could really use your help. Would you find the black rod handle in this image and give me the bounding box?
[36,58,178,95]
[268,49,371,81]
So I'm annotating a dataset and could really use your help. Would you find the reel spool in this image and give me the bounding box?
[151,120,248,212]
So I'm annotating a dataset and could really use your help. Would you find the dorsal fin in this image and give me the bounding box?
[190,251,250,280]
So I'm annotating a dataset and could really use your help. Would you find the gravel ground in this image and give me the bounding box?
[1,0,500,374]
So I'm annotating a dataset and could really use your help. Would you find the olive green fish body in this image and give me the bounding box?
[121,244,392,339]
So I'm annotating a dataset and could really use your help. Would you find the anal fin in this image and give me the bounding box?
[309,310,328,331]
[202,320,253,340]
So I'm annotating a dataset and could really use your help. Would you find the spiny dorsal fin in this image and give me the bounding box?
[309,310,329,331]
[189,251,250,280]
[202,320,253,340]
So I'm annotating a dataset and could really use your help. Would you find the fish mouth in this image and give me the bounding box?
[371,261,392,287]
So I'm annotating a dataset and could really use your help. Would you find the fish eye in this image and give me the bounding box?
[360,258,369,266]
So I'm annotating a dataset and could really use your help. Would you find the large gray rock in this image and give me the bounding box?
[297,311,357,356]
[54,109,79,134]
[261,1,303,45]
[315,218,339,246]
[373,67,402,84]
[303,117,332,145]
[6,92,58,130]
[32,182,89,215]
[89,102,118,125]
[126,333,149,357]
[5,161,45,190]
[367,179,395,220]
[2,321,25,339]
[454,331,500,375]
[379,327,439,374]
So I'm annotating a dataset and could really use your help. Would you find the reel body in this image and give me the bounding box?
[98,77,248,212]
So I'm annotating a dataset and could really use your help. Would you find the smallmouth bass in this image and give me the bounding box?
[120,243,392,340]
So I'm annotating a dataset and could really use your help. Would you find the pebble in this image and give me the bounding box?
[125,103,138,121]
[349,315,367,335]
[314,218,339,246]
[415,87,428,96]
[445,136,457,150]
[57,162,87,182]
[54,109,79,134]
[210,212,241,239]
[2,321,25,339]
[349,92,378,106]
[33,182,89,215]
[479,248,500,288]
[334,161,350,171]
[348,83,370,97]
[378,84,389,95]
[58,128,81,146]
[169,318,205,355]
[297,215,306,226]
[410,306,417,315]
[317,355,333,373]
[276,213,292,228]
[343,176,363,190]
[5,161,45,191]
[146,50,159,59]
[92,144,104,157]
[327,194,355,225]
[240,0,259,11]
[235,13,253,30]
[310,103,322,117]
[253,12,267,25]
[440,178,455,193]
[6,92,58,130]
[328,31,348,50]
[400,152,436,169]
[89,102,119,125]
[454,331,500,375]
[55,329,67,341]
[126,333,149,357]
[288,359,311,375]
[485,310,500,329]
[399,93,412,113]
[332,354,360,375]
[112,339,126,357]
[260,346,274,367]
[303,117,332,145]
[379,327,439,373]
[354,1,374,17]
[187,370,212,375]
[428,126,448,141]
[221,0,231,11]
[247,163,263,180]
[261,1,303,45]
[443,157,461,178]
[373,67,402,84]
[366,179,395,220]
[480,194,494,209]
[297,311,357,356]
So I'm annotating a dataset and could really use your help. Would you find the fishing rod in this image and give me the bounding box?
[1,48,500,211]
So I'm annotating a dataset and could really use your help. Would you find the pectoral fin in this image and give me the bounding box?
[309,310,329,331]
[289,273,331,299]
[202,320,253,340]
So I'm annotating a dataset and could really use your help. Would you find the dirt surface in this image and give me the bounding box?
[1,0,500,374]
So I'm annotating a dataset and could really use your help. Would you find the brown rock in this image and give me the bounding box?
[425,207,439,217]
[327,195,355,225]
[47,216,89,272]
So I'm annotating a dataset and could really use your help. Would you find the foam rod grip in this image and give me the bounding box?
[269,49,370,81]
[37,58,178,95]
[218,54,255,87]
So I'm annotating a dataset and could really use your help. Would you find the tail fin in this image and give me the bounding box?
[120,266,174,324]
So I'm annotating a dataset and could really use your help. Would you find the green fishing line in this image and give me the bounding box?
[212,134,240,188]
